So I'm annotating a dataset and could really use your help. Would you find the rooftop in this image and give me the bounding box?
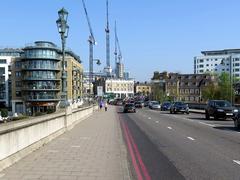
[201,49,240,56]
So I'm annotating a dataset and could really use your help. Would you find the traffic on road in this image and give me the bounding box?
[114,97,240,179]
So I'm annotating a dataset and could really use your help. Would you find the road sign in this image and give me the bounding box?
[97,86,103,96]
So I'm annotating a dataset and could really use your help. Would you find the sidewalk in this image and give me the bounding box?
[0,106,131,180]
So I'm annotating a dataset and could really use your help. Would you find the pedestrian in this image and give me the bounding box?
[99,100,103,110]
[104,101,108,111]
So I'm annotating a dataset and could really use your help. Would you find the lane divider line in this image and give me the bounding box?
[148,117,151,120]
[167,127,173,130]
[198,122,215,127]
[155,121,159,123]
[187,137,195,141]
[233,160,240,165]
[125,121,151,180]
[120,119,143,180]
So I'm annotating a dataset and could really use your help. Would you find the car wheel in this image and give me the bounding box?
[170,110,172,114]
[205,112,210,120]
[214,114,218,120]
[186,111,189,115]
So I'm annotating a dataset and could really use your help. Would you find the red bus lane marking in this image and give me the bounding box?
[125,121,152,180]
[120,118,143,180]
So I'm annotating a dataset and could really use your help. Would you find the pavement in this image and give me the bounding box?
[0,106,132,180]
[122,108,240,180]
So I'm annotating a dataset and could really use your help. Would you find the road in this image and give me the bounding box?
[117,107,240,180]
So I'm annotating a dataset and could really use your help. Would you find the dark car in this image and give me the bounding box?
[123,103,136,113]
[161,101,172,111]
[170,102,189,114]
[205,100,238,120]
[135,101,144,108]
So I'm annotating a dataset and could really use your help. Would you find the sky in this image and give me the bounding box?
[1,0,240,82]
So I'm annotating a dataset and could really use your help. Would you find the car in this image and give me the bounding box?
[123,103,136,113]
[205,100,238,120]
[161,101,172,111]
[144,101,150,107]
[149,101,161,110]
[135,101,144,108]
[170,102,189,114]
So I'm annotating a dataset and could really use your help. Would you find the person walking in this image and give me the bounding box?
[104,101,108,111]
[99,100,103,110]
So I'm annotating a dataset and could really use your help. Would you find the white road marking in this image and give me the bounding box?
[233,160,240,165]
[148,117,151,120]
[71,145,81,148]
[0,174,5,178]
[155,121,159,123]
[199,122,216,127]
[187,137,195,141]
[167,127,173,130]
[79,137,90,140]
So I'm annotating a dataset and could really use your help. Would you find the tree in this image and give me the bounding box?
[202,83,221,101]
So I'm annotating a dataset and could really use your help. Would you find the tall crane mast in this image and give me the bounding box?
[104,0,111,76]
[81,0,96,95]
[115,21,122,63]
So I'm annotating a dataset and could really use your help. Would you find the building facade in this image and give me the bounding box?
[134,82,152,96]
[0,49,23,109]
[151,71,217,103]
[105,79,134,98]
[194,49,240,78]
[5,41,83,115]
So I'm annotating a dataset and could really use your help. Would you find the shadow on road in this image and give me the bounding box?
[213,126,240,132]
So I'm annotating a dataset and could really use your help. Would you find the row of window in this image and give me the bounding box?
[25,49,59,59]
[27,92,58,100]
[23,71,57,80]
[198,58,240,63]
[22,60,59,70]
[180,89,199,94]
[23,81,60,90]
[106,88,134,92]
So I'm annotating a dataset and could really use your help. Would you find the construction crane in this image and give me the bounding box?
[81,0,96,95]
[115,21,122,63]
[104,0,111,76]
[114,21,124,78]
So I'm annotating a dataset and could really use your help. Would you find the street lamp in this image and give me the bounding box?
[88,59,101,98]
[56,8,69,108]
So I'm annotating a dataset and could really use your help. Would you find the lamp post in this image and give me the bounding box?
[56,8,69,108]
[88,59,101,99]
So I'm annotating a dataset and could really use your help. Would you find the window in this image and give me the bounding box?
[235,69,240,72]
[199,65,204,68]
[222,69,225,71]
[235,63,240,66]
[199,70,204,73]
[199,59,204,63]
[16,91,22,97]
[215,59,218,61]
[15,61,21,68]
[0,59,6,64]
[206,64,209,67]
[16,81,22,88]
[215,64,218,66]
[15,72,21,77]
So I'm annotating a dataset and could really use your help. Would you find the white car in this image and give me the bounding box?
[149,101,161,110]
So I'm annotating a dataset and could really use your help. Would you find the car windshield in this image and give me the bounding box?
[215,101,231,107]
[175,102,185,106]
[152,102,159,105]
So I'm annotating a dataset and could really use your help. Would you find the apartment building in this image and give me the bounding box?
[134,82,152,96]
[1,41,83,115]
[151,71,216,103]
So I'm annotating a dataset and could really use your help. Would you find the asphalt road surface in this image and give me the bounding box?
[117,106,240,180]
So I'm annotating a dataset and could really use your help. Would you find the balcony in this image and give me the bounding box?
[26,95,60,102]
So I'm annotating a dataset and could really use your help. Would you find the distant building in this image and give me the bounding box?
[123,72,130,80]
[134,82,152,96]
[194,49,240,77]
[151,71,217,103]
[1,41,83,115]
[116,62,124,79]
[0,49,23,109]
[105,79,134,98]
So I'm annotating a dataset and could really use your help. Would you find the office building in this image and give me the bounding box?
[194,49,240,77]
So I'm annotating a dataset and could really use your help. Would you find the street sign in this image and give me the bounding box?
[97,86,103,96]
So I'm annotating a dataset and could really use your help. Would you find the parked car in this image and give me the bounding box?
[135,101,144,108]
[170,102,189,114]
[149,101,161,110]
[205,100,238,120]
[144,101,150,107]
[123,103,136,113]
[161,101,172,111]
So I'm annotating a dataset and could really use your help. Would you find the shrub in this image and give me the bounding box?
[0,109,8,117]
